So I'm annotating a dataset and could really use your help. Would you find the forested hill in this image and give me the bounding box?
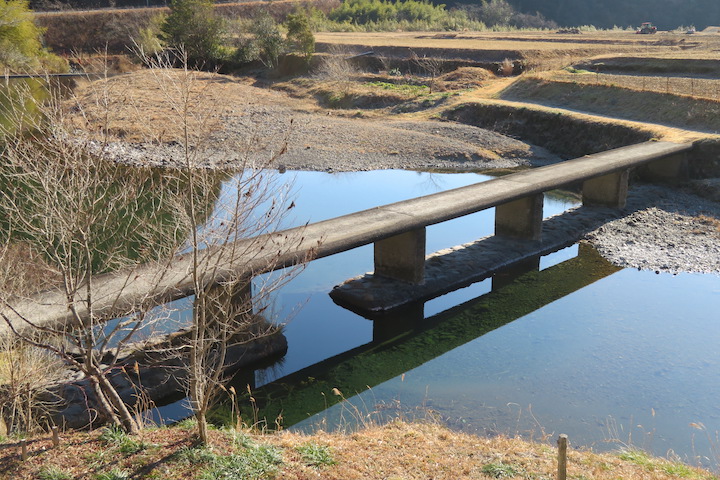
[30,0,719,31]
[503,0,718,30]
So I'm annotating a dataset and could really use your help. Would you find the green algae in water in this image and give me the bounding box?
[233,243,619,429]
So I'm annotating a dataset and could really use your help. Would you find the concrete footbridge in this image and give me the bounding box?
[0,140,693,334]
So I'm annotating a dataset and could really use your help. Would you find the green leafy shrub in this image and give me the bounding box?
[251,12,285,68]
[0,0,66,71]
[285,11,315,61]
[161,0,225,65]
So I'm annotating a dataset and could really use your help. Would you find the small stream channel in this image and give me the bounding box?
[153,169,720,468]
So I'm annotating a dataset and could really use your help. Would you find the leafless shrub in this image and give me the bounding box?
[314,44,359,82]
[0,336,63,435]
[0,51,313,441]
[499,58,515,76]
[410,50,444,94]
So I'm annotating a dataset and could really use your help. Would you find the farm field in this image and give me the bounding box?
[315,30,720,66]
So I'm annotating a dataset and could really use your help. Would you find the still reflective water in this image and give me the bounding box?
[161,169,720,467]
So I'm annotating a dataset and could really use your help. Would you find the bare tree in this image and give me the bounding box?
[0,54,311,442]
[0,77,195,434]
[138,52,310,443]
[410,50,444,94]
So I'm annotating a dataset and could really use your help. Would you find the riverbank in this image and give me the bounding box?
[73,69,720,277]
[2,420,716,479]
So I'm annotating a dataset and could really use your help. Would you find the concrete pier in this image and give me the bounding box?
[495,193,544,240]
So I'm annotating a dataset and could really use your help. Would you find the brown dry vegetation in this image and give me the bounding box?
[1,420,716,480]
[314,31,720,69]
[551,72,720,100]
[67,69,302,143]
[498,75,720,133]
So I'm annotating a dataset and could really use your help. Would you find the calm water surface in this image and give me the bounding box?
[164,169,720,466]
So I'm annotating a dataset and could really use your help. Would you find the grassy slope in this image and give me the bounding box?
[499,75,720,133]
[1,421,717,479]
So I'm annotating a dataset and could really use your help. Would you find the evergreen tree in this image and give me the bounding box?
[161,0,225,64]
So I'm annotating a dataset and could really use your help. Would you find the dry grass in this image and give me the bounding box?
[498,75,720,132]
[552,71,720,100]
[1,420,716,480]
[67,69,287,143]
[0,242,63,297]
[314,31,720,76]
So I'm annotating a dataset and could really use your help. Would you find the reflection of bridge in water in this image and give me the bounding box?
[238,243,621,428]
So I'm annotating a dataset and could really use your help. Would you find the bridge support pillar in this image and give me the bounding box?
[199,277,254,324]
[495,194,543,241]
[582,169,629,208]
[641,152,688,181]
[374,227,426,284]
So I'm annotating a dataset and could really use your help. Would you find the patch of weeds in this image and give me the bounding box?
[99,425,146,455]
[176,444,219,465]
[174,417,198,430]
[296,442,336,467]
[481,461,525,478]
[366,81,429,95]
[199,444,283,480]
[618,449,653,469]
[37,466,72,480]
[327,91,353,108]
[94,469,131,480]
[618,450,706,478]
[662,462,700,478]
[86,448,113,468]
[564,67,594,74]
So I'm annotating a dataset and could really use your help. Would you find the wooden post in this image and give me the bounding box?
[20,439,28,461]
[52,426,60,447]
[557,434,568,480]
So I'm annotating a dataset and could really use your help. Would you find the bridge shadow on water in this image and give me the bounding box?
[228,243,620,430]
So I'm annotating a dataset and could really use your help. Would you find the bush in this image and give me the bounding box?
[324,0,479,31]
[250,12,285,68]
[161,0,225,65]
[285,11,315,61]
[0,0,65,72]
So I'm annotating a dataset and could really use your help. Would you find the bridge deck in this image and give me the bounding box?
[0,141,693,334]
